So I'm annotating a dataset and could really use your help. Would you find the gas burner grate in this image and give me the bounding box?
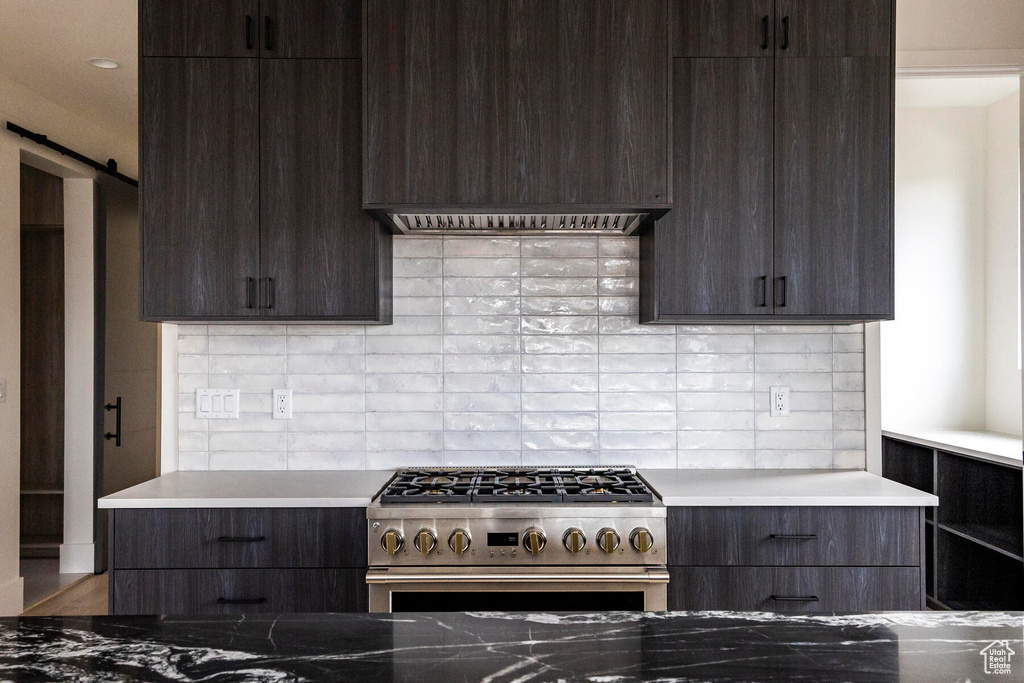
[378,467,654,504]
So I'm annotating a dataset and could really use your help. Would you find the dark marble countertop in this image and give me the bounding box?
[1,611,1020,682]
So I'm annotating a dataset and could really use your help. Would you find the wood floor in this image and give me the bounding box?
[21,573,108,617]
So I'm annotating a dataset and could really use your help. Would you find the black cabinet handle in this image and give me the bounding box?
[245,15,254,50]
[264,16,274,51]
[761,15,770,50]
[103,397,122,447]
[264,277,275,309]
[778,276,788,307]
[771,595,819,602]
[216,536,266,543]
[246,277,256,309]
[769,534,818,541]
[781,16,789,50]
[217,597,267,605]
[759,276,769,307]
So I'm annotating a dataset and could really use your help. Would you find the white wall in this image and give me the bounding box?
[883,107,989,430]
[61,179,95,574]
[985,91,1023,436]
[0,136,24,616]
[898,0,1024,52]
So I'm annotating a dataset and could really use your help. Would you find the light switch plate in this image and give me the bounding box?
[196,388,240,419]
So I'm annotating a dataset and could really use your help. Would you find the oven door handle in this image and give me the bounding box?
[365,568,670,584]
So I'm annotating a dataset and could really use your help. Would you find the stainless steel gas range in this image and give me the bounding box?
[366,467,669,612]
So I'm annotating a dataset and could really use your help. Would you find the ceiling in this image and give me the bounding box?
[897,76,1021,108]
[0,0,137,161]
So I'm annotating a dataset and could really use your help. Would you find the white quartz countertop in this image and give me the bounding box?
[640,469,939,506]
[882,428,1022,469]
[100,468,937,509]
[97,470,396,508]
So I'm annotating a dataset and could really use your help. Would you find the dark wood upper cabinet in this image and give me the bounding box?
[260,59,391,321]
[364,0,671,208]
[776,0,892,57]
[141,0,260,57]
[774,56,893,318]
[261,0,361,58]
[140,58,261,320]
[643,0,894,322]
[673,0,775,57]
[641,58,774,321]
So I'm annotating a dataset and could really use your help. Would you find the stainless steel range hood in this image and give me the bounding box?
[367,207,670,236]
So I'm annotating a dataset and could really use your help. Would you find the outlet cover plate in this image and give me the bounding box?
[273,389,292,420]
[770,386,791,417]
[196,389,240,419]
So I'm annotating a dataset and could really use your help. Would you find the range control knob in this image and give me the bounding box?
[629,527,654,553]
[380,529,404,555]
[562,528,586,553]
[448,529,471,555]
[523,527,547,554]
[413,528,437,555]
[597,528,620,554]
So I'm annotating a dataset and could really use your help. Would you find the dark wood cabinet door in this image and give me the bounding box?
[141,0,260,57]
[140,58,261,320]
[776,0,893,57]
[774,56,893,318]
[260,0,361,58]
[673,0,775,57]
[112,568,368,614]
[668,566,922,612]
[260,59,391,321]
[364,0,670,207]
[642,57,773,321]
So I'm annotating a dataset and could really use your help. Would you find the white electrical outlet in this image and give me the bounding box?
[273,389,292,420]
[196,389,239,419]
[770,386,790,417]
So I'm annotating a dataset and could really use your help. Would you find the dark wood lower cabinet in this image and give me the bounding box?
[668,566,922,612]
[112,568,367,615]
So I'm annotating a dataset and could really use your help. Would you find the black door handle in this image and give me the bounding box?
[778,276,788,308]
[104,397,121,447]
[759,276,769,307]
[217,597,267,605]
[216,536,266,543]
[245,15,254,50]
[771,595,819,602]
[264,277,275,309]
[769,534,818,541]
[246,277,256,309]
[761,15,770,50]
[264,16,274,51]
[781,16,790,50]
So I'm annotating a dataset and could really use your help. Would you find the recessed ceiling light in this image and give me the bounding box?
[86,57,119,69]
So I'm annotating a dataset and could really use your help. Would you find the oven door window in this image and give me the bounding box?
[391,591,645,612]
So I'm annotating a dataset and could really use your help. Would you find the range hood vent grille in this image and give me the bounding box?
[386,212,649,235]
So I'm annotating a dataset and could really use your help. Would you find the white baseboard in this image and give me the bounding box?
[60,542,95,574]
[0,576,24,616]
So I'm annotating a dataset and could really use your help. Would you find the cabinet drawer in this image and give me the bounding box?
[111,568,367,615]
[668,506,921,566]
[668,566,922,612]
[112,508,367,569]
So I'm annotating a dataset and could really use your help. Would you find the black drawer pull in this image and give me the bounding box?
[759,275,769,307]
[264,16,274,51]
[769,534,818,540]
[217,597,266,605]
[781,16,790,50]
[216,536,266,543]
[771,594,818,602]
[245,15,254,50]
[761,15,770,50]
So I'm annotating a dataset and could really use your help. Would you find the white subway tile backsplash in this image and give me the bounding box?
[179,236,867,472]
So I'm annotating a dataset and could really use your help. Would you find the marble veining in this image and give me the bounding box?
[0,611,1020,682]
